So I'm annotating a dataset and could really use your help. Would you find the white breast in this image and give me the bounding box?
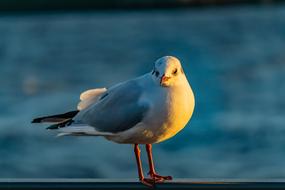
[146,84,195,143]
[107,74,195,144]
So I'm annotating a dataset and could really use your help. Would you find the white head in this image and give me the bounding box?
[151,56,186,87]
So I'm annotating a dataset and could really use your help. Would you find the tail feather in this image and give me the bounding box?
[32,110,79,123]
[57,125,115,137]
[32,110,114,137]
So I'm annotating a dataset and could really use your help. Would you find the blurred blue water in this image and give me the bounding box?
[0,5,285,178]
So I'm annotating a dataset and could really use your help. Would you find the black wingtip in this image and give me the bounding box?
[46,119,73,130]
[31,118,42,123]
[31,110,79,124]
[46,124,59,130]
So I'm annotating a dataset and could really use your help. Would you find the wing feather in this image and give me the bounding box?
[77,88,107,110]
[75,80,149,133]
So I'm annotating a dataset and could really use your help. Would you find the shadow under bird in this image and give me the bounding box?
[32,56,195,187]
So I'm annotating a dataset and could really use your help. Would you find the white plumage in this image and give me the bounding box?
[77,88,107,110]
[57,56,195,144]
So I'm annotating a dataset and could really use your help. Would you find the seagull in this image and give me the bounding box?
[32,56,195,187]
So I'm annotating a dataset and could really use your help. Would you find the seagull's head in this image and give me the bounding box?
[151,56,185,87]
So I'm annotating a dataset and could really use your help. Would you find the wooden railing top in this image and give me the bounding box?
[1,178,285,189]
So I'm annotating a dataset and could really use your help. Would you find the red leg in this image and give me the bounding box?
[146,144,173,182]
[134,144,153,187]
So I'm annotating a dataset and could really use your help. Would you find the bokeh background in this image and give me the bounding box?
[1,0,285,179]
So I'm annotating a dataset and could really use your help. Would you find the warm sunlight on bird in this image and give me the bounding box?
[32,56,195,187]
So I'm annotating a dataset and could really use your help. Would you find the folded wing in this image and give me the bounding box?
[74,80,149,133]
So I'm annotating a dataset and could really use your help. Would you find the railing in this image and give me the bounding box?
[1,179,285,189]
[0,0,284,12]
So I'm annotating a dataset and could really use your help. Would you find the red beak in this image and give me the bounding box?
[160,75,171,85]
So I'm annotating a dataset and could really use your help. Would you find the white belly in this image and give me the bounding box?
[107,85,195,144]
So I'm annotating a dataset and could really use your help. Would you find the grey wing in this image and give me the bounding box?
[78,80,149,133]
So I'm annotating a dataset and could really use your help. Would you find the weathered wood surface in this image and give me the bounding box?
[1,179,285,189]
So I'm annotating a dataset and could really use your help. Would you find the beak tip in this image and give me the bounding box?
[160,75,170,84]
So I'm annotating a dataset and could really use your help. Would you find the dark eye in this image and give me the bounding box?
[155,71,159,77]
[172,68,178,75]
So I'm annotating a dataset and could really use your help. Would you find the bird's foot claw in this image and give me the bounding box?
[140,178,155,187]
[148,172,173,182]
[140,172,173,187]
